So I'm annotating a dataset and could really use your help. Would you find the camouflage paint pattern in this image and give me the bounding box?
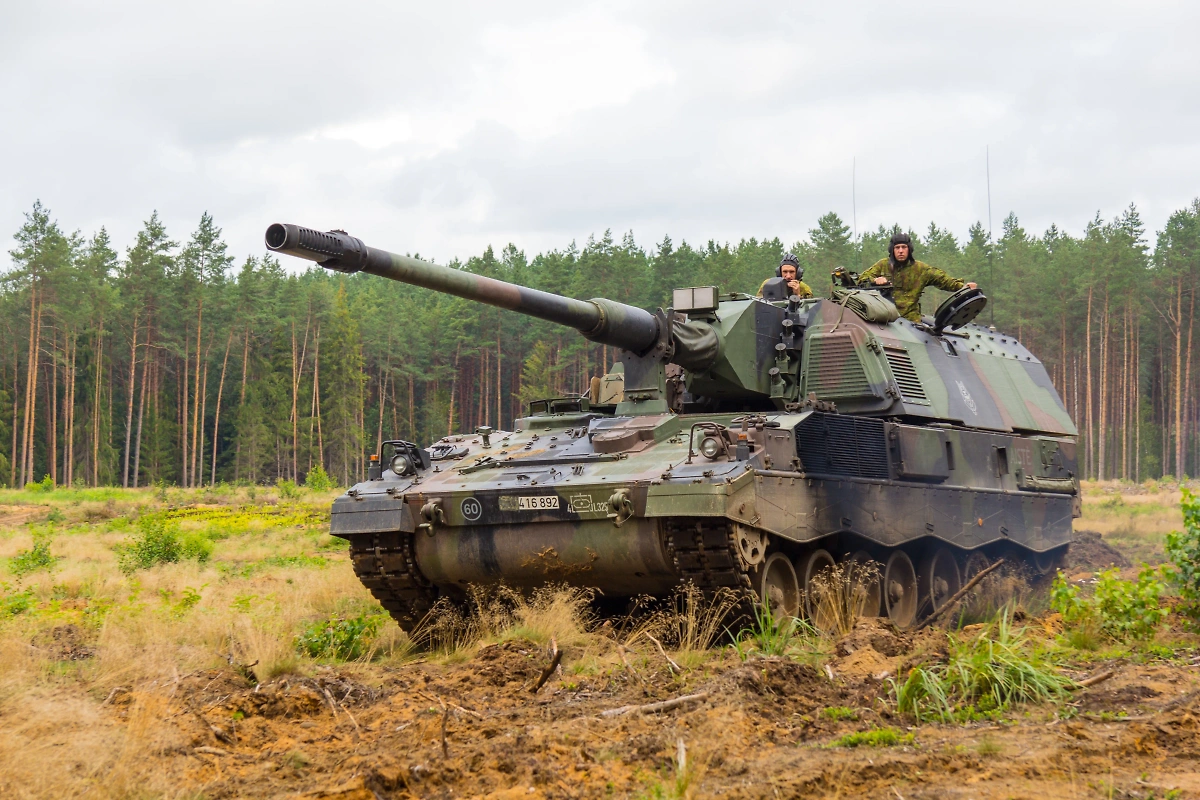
[269,224,1078,613]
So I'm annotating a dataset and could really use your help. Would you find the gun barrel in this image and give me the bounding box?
[265,223,660,354]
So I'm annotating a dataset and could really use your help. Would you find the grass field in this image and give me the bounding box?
[0,480,1196,799]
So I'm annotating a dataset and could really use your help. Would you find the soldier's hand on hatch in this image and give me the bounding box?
[967,282,977,289]
[873,276,888,285]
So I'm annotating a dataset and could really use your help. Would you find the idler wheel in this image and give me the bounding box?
[920,547,962,616]
[758,552,801,620]
[735,526,767,568]
[846,550,882,618]
[883,551,918,628]
[798,549,835,622]
[1032,545,1068,576]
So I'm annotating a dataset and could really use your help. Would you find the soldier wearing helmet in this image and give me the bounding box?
[757,252,813,299]
[857,233,976,323]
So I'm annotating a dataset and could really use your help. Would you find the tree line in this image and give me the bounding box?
[2,198,1198,488]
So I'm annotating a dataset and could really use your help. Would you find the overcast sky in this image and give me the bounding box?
[3,1,1198,270]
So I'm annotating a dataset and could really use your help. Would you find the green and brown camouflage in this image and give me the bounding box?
[266,223,1079,630]
[857,257,966,322]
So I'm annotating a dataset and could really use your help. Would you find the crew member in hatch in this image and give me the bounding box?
[757,252,813,299]
[857,233,976,322]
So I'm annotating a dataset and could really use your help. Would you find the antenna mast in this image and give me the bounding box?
[853,157,862,271]
[987,146,995,326]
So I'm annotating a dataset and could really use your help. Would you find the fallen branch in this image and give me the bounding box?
[645,633,682,675]
[101,686,129,706]
[1071,670,1115,690]
[530,638,563,694]
[194,746,229,757]
[601,692,709,718]
[416,691,482,719]
[916,558,1006,630]
[186,701,235,745]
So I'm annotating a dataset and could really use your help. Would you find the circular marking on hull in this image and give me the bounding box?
[461,497,483,522]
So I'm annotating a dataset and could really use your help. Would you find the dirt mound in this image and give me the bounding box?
[829,618,908,681]
[32,624,95,661]
[226,673,386,720]
[1068,530,1131,570]
[473,639,547,689]
[1079,684,1162,712]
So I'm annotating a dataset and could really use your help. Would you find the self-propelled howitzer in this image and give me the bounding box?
[267,223,1080,630]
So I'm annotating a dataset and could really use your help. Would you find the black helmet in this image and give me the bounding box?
[777,252,801,278]
[888,232,914,266]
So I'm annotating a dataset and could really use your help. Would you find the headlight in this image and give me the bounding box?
[699,436,722,459]
[390,454,413,475]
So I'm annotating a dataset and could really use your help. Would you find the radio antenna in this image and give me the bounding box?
[987,146,995,326]
[853,157,862,271]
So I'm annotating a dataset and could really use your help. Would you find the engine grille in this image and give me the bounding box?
[795,412,890,480]
[884,346,929,405]
[804,334,873,400]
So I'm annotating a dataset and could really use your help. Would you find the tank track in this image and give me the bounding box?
[663,518,758,621]
[348,531,438,630]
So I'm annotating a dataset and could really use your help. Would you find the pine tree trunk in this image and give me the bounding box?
[121,311,139,489]
[1084,286,1094,479]
[1175,279,1185,479]
[181,329,190,487]
[50,327,57,485]
[20,286,39,487]
[132,342,150,488]
[235,328,250,482]
[92,321,104,487]
[1183,288,1195,479]
[211,330,234,486]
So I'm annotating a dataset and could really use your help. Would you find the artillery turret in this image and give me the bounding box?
[267,223,1079,630]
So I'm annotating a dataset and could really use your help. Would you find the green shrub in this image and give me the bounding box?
[24,475,54,492]
[276,478,301,500]
[0,583,37,617]
[1052,567,1167,642]
[893,610,1070,722]
[304,465,335,492]
[821,706,858,721]
[295,611,383,660]
[115,516,212,575]
[10,527,58,576]
[831,728,913,748]
[1167,488,1200,622]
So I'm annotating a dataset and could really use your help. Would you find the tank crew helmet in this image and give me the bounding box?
[888,232,914,266]
[777,252,802,278]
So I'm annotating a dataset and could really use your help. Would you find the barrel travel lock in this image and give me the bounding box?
[606,489,634,527]
[419,499,445,535]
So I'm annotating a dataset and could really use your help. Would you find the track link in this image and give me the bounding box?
[664,518,758,620]
[348,531,438,630]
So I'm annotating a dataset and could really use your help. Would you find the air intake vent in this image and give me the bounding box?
[795,412,890,480]
[884,346,929,405]
[804,334,873,400]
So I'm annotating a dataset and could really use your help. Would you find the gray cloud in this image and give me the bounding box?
[3,0,1197,270]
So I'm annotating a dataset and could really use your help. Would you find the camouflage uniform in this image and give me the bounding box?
[756,278,813,299]
[857,258,964,322]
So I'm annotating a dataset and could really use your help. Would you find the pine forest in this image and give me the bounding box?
[3,198,1199,490]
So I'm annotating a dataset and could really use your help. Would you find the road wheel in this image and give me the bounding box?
[758,552,801,620]
[920,547,962,616]
[798,549,835,623]
[883,550,918,628]
[846,550,882,618]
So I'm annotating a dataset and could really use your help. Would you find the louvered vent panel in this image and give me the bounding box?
[805,334,872,399]
[795,412,890,480]
[884,346,929,405]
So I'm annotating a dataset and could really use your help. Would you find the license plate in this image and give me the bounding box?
[517,495,559,511]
